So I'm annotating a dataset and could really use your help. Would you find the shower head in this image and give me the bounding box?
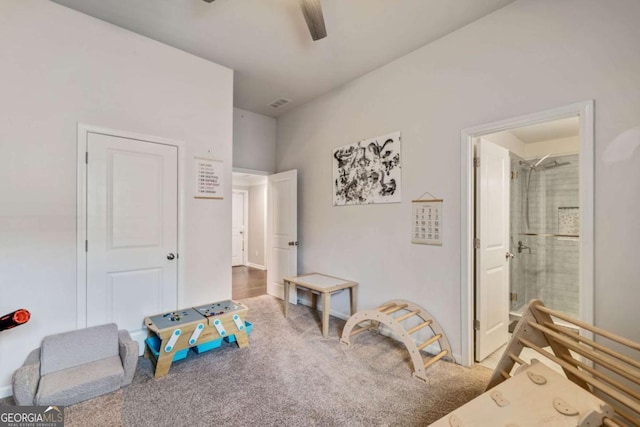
[520,155,569,171]
[540,161,570,170]
[519,154,550,170]
[533,154,550,168]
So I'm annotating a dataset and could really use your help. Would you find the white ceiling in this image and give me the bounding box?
[51,0,515,117]
[510,116,579,143]
[232,173,267,187]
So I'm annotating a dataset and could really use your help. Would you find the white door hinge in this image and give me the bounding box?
[474,320,480,330]
[473,157,480,168]
[474,238,480,249]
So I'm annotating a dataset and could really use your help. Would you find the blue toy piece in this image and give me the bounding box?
[192,337,224,354]
[146,335,189,362]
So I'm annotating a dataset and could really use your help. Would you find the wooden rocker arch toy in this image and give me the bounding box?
[340,299,454,383]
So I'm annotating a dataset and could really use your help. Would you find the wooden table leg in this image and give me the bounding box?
[154,352,173,378]
[284,279,290,318]
[321,292,330,338]
[234,329,249,349]
[349,285,358,315]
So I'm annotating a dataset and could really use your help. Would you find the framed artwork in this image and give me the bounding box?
[332,131,401,206]
[194,157,223,199]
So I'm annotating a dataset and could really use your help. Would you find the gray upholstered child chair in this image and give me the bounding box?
[12,323,138,406]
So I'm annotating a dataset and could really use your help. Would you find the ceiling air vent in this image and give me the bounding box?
[268,98,291,109]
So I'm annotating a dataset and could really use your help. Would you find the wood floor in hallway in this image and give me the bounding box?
[232,266,267,300]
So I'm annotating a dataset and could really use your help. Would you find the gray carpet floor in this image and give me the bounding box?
[1,295,491,426]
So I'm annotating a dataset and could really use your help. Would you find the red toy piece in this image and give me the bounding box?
[0,309,31,332]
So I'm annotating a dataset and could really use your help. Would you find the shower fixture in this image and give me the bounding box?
[519,154,550,171]
[540,160,570,170]
[519,154,570,230]
[517,240,531,254]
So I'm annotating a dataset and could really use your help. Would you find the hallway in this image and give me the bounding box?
[232,266,267,300]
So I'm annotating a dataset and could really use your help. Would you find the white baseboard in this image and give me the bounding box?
[453,352,462,365]
[268,282,285,302]
[246,262,266,270]
[296,295,351,321]
[130,329,148,356]
[0,385,12,399]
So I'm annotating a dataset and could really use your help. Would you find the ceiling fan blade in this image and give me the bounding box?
[299,0,327,41]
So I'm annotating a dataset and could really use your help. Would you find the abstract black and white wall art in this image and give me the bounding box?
[333,131,401,206]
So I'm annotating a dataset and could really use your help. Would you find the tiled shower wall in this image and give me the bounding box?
[510,154,580,318]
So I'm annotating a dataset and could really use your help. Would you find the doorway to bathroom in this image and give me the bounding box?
[460,101,594,366]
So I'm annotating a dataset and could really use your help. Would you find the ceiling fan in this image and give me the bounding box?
[202,0,327,41]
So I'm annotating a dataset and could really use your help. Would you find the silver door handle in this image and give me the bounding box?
[288,241,299,246]
[505,251,515,260]
[167,253,176,260]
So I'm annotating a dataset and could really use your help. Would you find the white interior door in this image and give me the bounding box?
[232,191,246,266]
[266,170,297,302]
[86,132,178,350]
[475,138,511,361]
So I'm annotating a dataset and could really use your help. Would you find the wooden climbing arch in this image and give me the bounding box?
[340,299,454,383]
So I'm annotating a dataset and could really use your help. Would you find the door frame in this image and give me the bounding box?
[76,124,186,329]
[460,101,595,366]
[232,189,249,266]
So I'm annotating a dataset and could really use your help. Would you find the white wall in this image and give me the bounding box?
[233,108,277,173]
[0,1,233,394]
[248,184,267,268]
[277,0,640,362]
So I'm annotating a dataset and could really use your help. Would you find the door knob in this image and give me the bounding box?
[505,251,515,260]
[167,253,176,260]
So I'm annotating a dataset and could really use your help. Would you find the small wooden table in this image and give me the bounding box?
[283,273,358,337]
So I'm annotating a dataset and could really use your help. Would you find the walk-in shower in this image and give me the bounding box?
[519,155,571,230]
[510,153,580,318]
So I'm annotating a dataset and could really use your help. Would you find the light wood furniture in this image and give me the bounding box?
[144,300,249,378]
[484,299,640,426]
[430,360,614,426]
[340,299,454,383]
[283,273,358,337]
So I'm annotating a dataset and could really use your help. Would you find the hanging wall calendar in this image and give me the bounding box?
[411,199,443,245]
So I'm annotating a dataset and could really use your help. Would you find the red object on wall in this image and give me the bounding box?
[0,309,31,332]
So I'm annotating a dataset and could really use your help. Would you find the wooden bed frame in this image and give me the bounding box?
[487,300,640,426]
